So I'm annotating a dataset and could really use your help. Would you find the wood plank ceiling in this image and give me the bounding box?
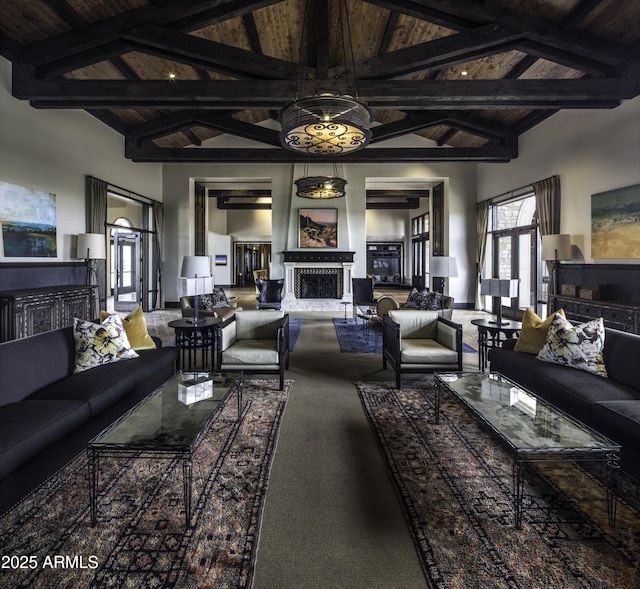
[1,0,638,164]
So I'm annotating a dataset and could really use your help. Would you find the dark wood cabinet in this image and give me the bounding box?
[548,294,640,334]
[0,286,96,342]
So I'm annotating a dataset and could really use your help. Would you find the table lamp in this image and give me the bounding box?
[179,255,213,325]
[481,278,520,326]
[429,256,458,312]
[541,234,572,295]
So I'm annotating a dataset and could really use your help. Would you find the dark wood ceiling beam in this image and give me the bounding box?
[193,115,282,146]
[366,190,428,198]
[181,128,202,146]
[367,198,420,210]
[363,0,477,31]
[332,23,525,79]
[515,40,615,77]
[242,13,262,54]
[124,142,519,163]
[15,76,638,109]
[41,0,89,32]
[378,11,400,55]
[39,40,133,78]
[437,129,457,146]
[20,0,280,68]
[559,0,606,30]
[209,190,271,197]
[365,0,627,66]
[506,55,539,79]
[110,56,139,80]
[216,199,271,210]
[120,25,297,80]
[371,112,448,142]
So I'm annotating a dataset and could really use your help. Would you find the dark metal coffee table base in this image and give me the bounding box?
[434,372,620,529]
[88,373,243,528]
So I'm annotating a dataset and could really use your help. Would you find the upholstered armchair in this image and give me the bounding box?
[216,310,289,390]
[255,278,285,310]
[382,309,462,389]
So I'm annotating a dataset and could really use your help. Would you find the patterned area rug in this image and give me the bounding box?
[334,319,477,354]
[357,381,640,588]
[0,379,290,589]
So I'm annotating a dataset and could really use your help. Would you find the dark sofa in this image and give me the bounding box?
[0,325,178,514]
[489,326,640,480]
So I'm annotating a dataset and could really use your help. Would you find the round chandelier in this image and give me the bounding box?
[295,175,347,199]
[280,94,372,156]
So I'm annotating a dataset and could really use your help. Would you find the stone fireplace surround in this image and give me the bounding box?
[282,251,354,312]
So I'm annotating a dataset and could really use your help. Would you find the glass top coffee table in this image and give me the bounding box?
[87,371,243,528]
[434,371,620,529]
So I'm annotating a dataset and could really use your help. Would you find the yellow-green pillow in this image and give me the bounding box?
[100,306,156,350]
[514,308,566,354]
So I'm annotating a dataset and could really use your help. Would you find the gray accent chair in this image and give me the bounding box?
[216,310,289,390]
[383,309,463,389]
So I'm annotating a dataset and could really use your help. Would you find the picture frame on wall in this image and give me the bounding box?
[0,181,57,258]
[298,208,338,248]
[591,183,640,259]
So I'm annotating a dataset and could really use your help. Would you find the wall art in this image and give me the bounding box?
[298,208,337,248]
[591,183,640,259]
[0,181,57,257]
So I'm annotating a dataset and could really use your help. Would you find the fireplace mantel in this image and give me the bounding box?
[283,251,355,263]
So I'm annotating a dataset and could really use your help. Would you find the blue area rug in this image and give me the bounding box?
[333,319,477,354]
[289,318,303,351]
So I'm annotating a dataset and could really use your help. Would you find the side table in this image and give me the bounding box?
[471,318,522,372]
[168,317,221,371]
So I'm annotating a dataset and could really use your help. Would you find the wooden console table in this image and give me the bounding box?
[548,294,640,335]
[0,285,96,342]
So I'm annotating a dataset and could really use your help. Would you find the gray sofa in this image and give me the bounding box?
[0,325,178,514]
[489,327,640,480]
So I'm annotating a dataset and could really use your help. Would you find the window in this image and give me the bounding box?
[484,194,547,317]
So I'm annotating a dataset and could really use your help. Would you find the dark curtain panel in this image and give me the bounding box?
[533,176,561,294]
[475,200,490,310]
[152,201,164,309]
[85,176,108,313]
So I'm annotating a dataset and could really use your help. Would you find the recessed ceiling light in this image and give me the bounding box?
[461,70,468,76]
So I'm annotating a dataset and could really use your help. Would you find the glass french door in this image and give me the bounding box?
[113,231,140,311]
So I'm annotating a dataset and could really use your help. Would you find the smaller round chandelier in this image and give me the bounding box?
[280,94,373,155]
[295,175,347,199]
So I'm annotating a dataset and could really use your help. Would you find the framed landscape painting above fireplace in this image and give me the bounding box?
[299,208,337,248]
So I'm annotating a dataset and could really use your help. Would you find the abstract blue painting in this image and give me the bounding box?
[0,181,57,257]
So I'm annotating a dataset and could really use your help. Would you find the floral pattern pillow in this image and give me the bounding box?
[199,288,230,310]
[536,314,607,377]
[404,288,442,310]
[73,314,139,373]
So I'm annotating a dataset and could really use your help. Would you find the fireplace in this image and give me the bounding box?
[297,269,340,299]
[282,251,355,311]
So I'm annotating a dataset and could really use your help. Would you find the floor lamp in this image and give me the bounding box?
[541,234,572,295]
[179,255,213,325]
[481,278,520,326]
[429,256,458,312]
[76,233,106,319]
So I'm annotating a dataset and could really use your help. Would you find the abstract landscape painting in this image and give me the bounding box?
[591,183,640,259]
[299,208,337,248]
[0,181,57,257]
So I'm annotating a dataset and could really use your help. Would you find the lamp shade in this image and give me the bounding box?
[481,278,520,297]
[429,256,458,278]
[76,233,106,259]
[180,255,212,278]
[541,234,572,261]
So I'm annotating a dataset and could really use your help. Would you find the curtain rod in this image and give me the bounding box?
[480,174,559,204]
[88,175,160,205]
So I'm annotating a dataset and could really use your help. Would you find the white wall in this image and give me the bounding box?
[478,96,640,262]
[0,56,162,262]
[162,160,478,304]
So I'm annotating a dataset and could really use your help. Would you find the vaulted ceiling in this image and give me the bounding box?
[1,0,638,164]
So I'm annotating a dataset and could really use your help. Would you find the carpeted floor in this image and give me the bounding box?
[357,380,640,589]
[0,379,290,589]
[334,318,477,354]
